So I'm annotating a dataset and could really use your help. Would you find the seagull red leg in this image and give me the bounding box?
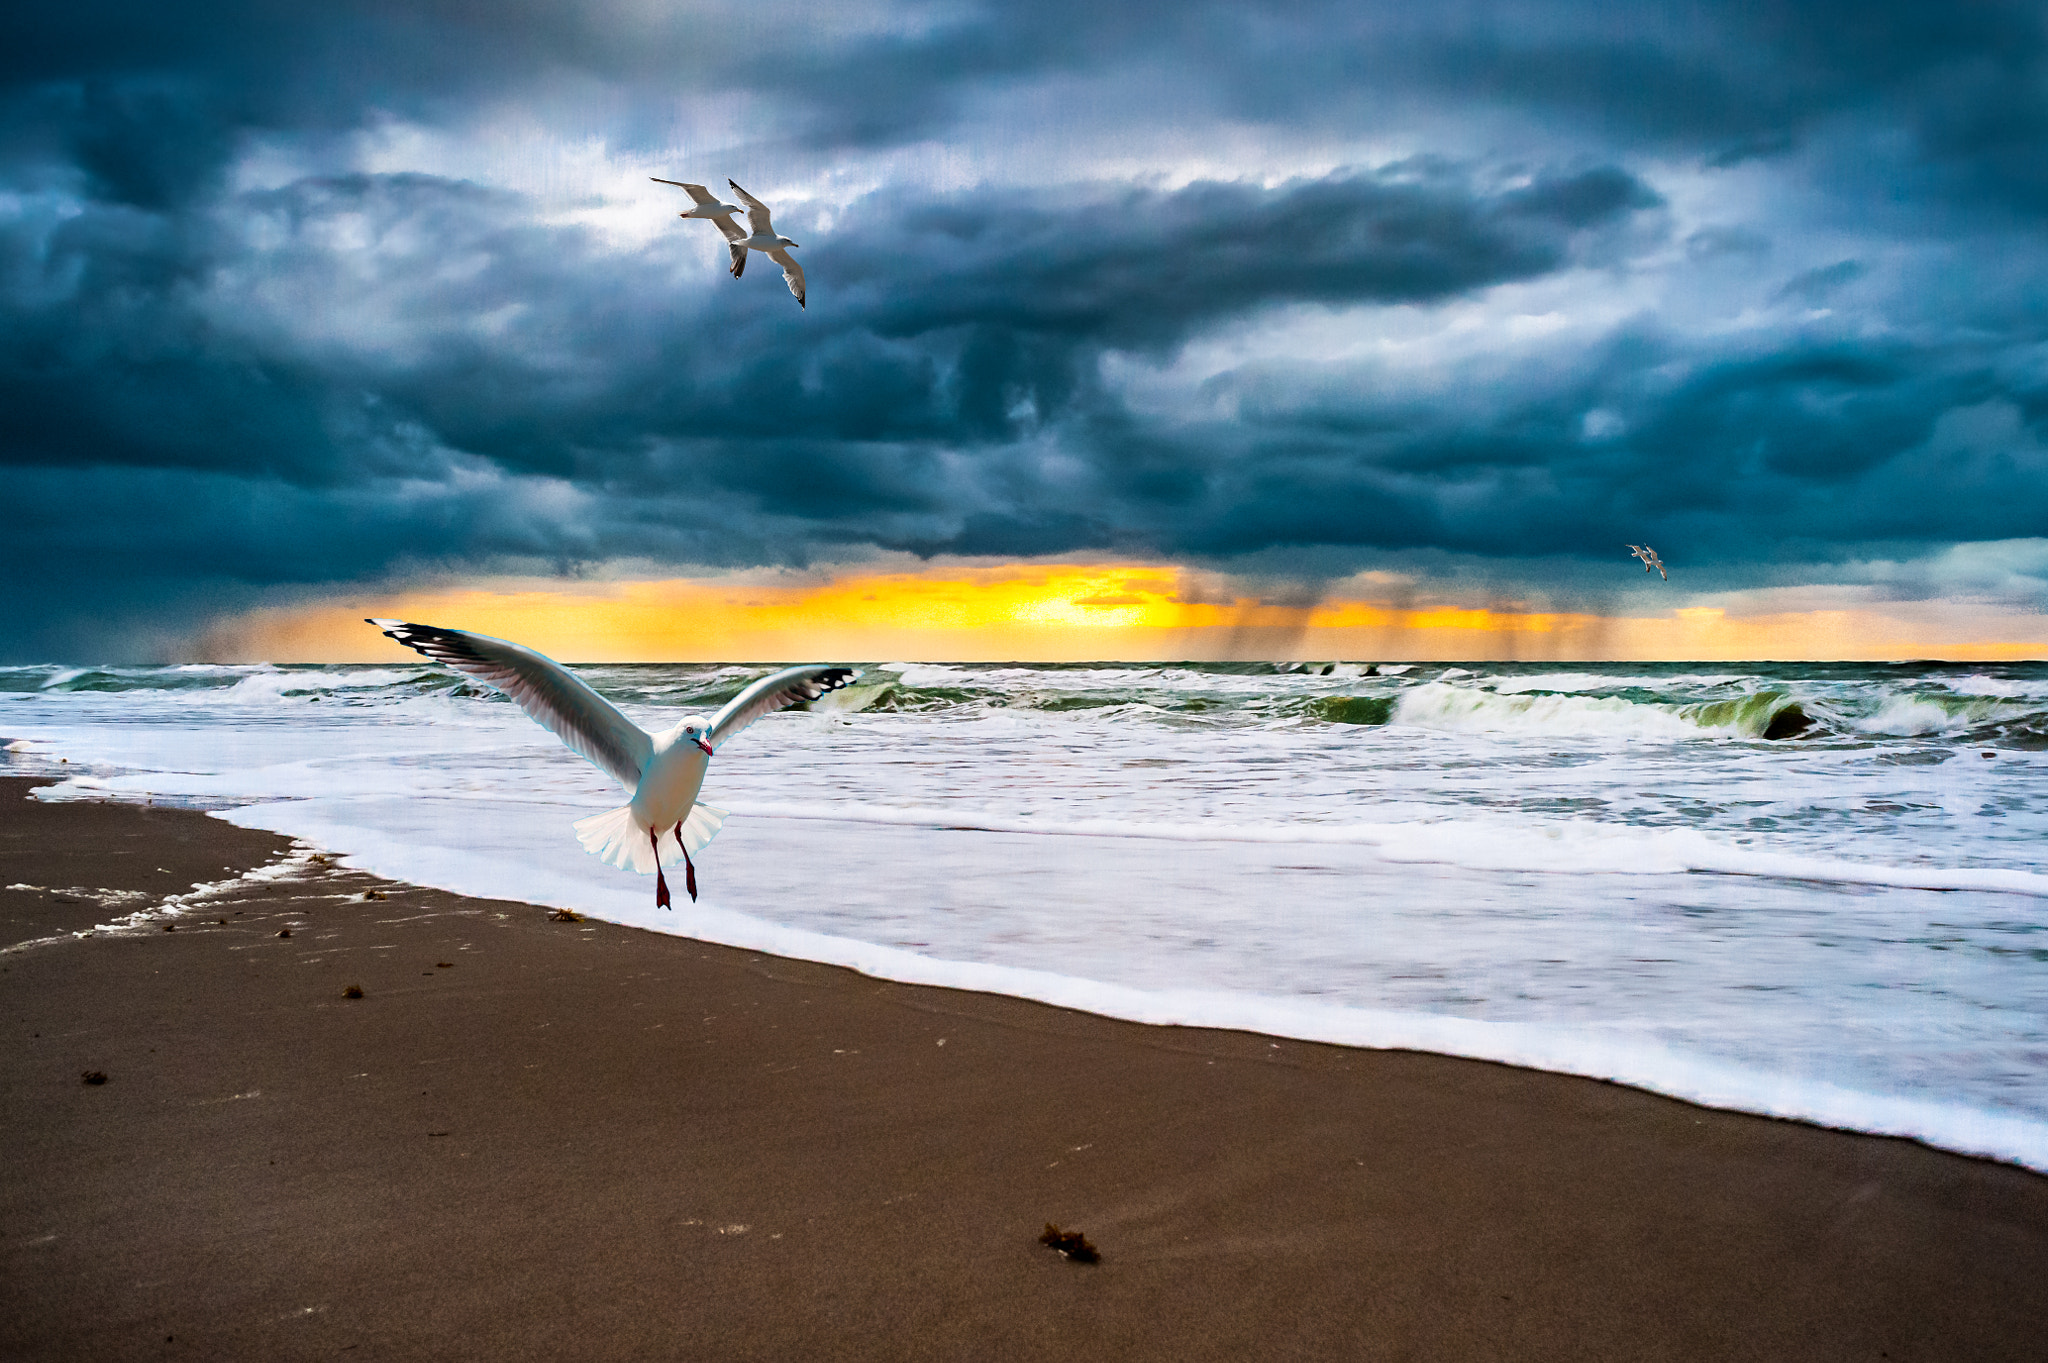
[673,825,698,903]
[650,827,671,909]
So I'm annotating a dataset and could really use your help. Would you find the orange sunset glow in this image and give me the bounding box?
[196,562,2048,664]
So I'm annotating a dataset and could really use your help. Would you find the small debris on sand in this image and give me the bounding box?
[276,928,292,938]
[161,923,176,932]
[549,908,584,923]
[1039,1223,1100,1263]
[81,1070,108,1085]
[435,962,453,968]
[342,984,365,1000]
[364,890,387,901]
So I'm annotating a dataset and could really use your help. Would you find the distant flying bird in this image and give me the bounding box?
[1627,544,1668,580]
[650,177,744,232]
[724,178,806,308]
[367,620,854,909]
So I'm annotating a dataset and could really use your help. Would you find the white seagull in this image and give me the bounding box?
[650,177,744,232]
[725,178,806,308]
[368,620,854,909]
[1626,544,1668,580]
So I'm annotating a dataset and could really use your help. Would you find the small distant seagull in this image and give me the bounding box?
[650,178,744,232]
[724,178,806,309]
[1627,544,1668,580]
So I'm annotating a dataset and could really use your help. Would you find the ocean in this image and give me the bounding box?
[5,658,2045,1168]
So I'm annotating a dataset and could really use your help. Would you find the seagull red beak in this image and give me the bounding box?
[696,736,715,756]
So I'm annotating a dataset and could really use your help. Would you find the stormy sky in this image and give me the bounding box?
[5,0,2048,658]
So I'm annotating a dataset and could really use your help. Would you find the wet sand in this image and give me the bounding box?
[4,775,2046,1360]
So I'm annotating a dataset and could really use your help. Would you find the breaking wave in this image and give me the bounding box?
[1385,681,1817,740]
[5,659,2044,749]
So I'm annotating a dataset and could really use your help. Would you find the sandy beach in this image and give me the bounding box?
[4,774,2046,1361]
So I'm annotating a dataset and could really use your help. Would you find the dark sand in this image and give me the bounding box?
[4,776,2046,1361]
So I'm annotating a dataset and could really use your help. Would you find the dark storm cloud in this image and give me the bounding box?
[0,160,1659,570]
[835,165,1659,350]
[12,3,2048,185]
[6,0,2048,656]
[1174,338,2046,563]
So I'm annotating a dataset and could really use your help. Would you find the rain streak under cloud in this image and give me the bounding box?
[5,0,2048,659]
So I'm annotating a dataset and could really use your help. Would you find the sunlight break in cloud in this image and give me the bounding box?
[196,562,2048,665]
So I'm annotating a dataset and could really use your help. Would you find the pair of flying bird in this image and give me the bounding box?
[655,177,806,308]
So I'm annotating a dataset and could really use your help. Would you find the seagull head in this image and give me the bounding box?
[778,236,800,249]
[681,723,715,757]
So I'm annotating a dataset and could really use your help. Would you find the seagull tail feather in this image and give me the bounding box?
[677,803,728,856]
[573,802,729,872]
[574,804,658,873]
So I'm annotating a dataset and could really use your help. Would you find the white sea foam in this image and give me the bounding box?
[216,668,424,703]
[1856,694,2010,735]
[1481,671,1658,694]
[713,799,2048,895]
[1393,681,1706,738]
[175,800,2043,1174]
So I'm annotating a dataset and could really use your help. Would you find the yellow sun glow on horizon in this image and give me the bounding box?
[191,561,2048,665]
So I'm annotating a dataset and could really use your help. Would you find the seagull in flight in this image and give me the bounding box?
[1626,544,1668,580]
[651,178,745,233]
[368,620,854,909]
[724,178,806,308]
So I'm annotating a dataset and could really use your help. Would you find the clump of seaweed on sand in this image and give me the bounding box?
[342,984,364,999]
[1039,1224,1100,1263]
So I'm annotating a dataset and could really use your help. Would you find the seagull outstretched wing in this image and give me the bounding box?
[728,178,775,236]
[767,247,806,308]
[707,665,856,752]
[651,178,724,208]
[367,620,653,792]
